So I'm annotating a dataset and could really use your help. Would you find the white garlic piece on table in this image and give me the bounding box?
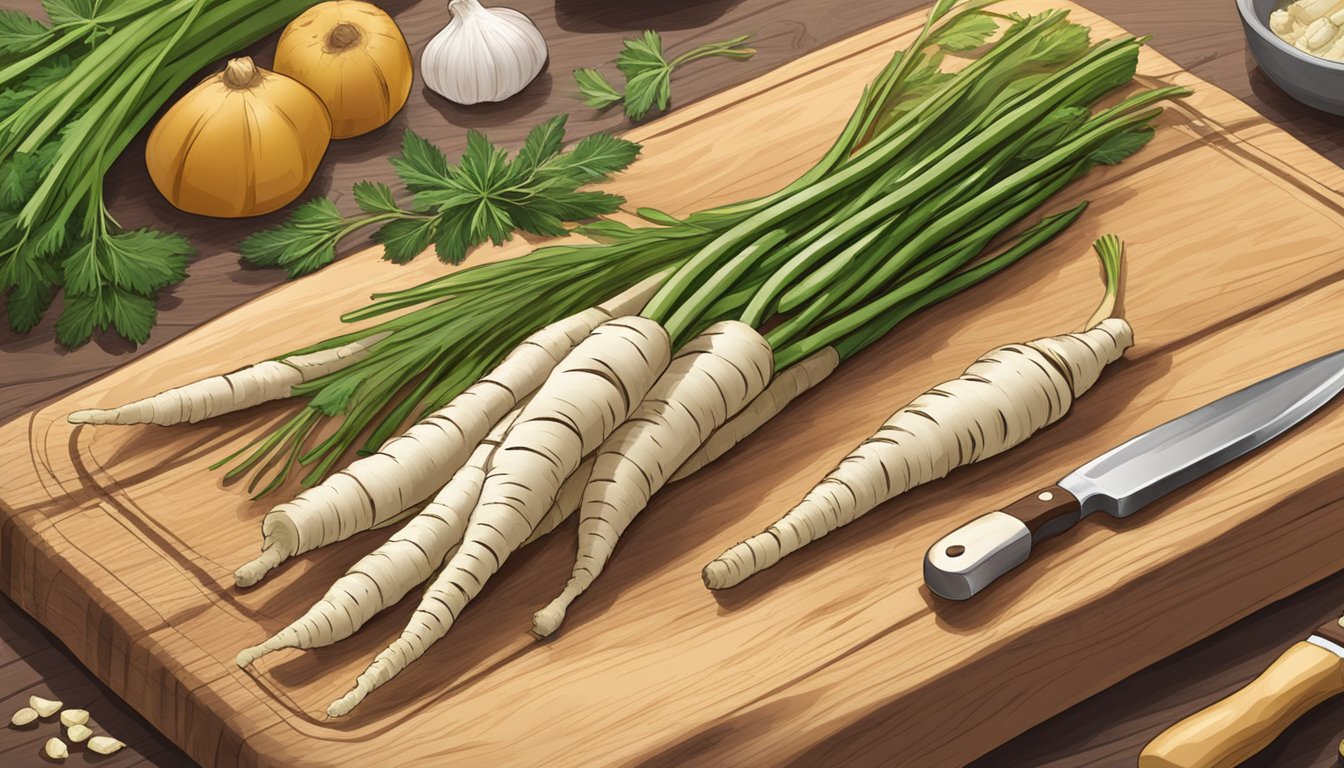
[67,723,92,743]
[59,708,88,728]
[422,0,548,104]
[87,736,125,755]
[44,737,68,760]
[9,707,38,726]
[29,696,61,718]
[1271,9,1294,35]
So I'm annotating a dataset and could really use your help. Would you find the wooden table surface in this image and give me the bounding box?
[1,0,1342,766]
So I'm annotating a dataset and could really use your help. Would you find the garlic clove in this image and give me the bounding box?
[10,707,38,727]
[1303,17,1338,50]
[29,696,61,718]
[59,709,88,728]
[67,724,93,743]
[1271,9,1294,35]
[44,737,68,760]
[87,736,125,755]
[422,0,548,105]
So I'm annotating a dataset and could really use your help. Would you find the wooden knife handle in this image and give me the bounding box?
[1139,641,1344,768]
[924,485,1081,600]
[1004,483,1082,540]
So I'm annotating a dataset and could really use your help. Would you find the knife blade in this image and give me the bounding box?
[1139,617,1344,768]
[924,347,1344,600]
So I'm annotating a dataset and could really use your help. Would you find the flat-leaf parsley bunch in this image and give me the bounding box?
[241,115,641,277]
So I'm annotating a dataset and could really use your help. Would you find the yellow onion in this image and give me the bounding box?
[146,57,331,218]
[274,1,413,138]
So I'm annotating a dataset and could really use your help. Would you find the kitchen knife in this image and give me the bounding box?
[924,348,1344,601]
[1138,618,1344,768]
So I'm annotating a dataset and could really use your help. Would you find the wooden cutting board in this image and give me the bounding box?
[5,2,1344,766]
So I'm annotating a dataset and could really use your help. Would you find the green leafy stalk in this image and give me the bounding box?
[241,115,641,277]
[0,0,325,347]
[575,31,756,120]
[222,1,1187,491]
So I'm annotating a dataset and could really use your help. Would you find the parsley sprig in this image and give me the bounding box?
[575,31,756,121]
[0,0,336,347]
[241,115,641,277]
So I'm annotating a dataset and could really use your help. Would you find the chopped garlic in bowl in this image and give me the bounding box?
[1271,0,1344,60]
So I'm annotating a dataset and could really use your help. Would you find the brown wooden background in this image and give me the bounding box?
[2,0,1343,766]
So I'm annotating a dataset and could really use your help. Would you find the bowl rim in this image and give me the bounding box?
[1236,0,1344,72]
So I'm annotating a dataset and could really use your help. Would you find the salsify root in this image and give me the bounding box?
[532,321,773,637]
[326,316,672,717]
[67,333,390,426]
[235,409,521,668]
[671,347,840,481]
[233,275,665,589]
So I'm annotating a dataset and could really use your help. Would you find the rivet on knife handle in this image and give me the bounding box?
[1139,636,1344,768]
[924,484,1080,600]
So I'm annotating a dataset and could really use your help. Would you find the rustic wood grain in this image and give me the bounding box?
[4,3,1344,766]
[6,2,1344,768]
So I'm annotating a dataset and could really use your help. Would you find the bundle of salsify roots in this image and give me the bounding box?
[68,0,1177,716]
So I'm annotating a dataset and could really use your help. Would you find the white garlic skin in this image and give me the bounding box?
[422,0,548,105]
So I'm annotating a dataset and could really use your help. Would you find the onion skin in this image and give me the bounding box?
[146,57,331,218]
[274,1,413,138]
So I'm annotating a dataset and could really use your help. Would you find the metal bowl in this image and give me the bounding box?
[1237,0,1344,115]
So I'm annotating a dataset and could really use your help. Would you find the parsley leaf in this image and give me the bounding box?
[1088,127,1155,166]
[574,30,755,121]
[62,229,190,296]
[352,180,400,215]
[374,217,438,264]
[240,197,349,276]
[0,10,50,58]
[0,247,58,332]
[245,119,641,278]
[50,228,193,347]
[930,12,998,51]
[390,130,454,192]
[538,131,640,183]
[41,0,99,28]
[574,68,622,110]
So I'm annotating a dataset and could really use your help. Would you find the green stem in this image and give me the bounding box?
[642,12,1068,333]
[777,200,1088,368]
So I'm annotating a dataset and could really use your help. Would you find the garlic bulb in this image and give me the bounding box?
[422,0,547,104]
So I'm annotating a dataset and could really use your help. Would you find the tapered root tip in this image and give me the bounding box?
[67,409,111,425]
[531,602,567,638]
[234,547,286,588]
[236,636,291,668]
[327,684,369,718]
[236,645,267,668]
[701,559,741,590]
[533,584,585,638]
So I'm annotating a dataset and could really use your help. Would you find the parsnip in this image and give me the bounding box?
[68,333,389,426]
[532,321,773,636]
[235,410,519,667]
[326,316,671,717]
[703,235,1133,589]
[232,310,603,587]
[672,347,840,480]
[523,455,595,545]
[704,318,1132,588]
[233,275,665,588]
